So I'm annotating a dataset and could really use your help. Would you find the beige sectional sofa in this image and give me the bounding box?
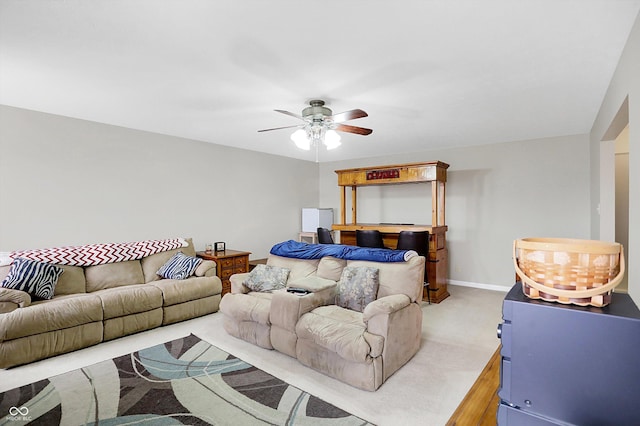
[219,252,425,391]
[0,239,222,369]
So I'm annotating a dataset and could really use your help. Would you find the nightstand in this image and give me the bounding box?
[196,250,251,296]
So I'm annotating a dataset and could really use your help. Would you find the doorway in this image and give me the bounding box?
[615,125,629,291]
[600,97,629,292]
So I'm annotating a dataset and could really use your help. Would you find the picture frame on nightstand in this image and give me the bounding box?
[215,241,226,252]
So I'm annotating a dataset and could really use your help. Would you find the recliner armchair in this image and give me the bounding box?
[219,252,425,391]
[295,255,425,391]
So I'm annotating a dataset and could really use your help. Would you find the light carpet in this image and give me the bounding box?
[0,285,507,426]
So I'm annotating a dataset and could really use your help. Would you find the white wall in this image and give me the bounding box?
[591,13,640,303]
[0,105,319,258]
[599,140,615,242]
[614,125,630,293]
[320,134,591,289]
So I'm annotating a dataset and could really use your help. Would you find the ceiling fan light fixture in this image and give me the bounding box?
[262,99,371,154]
[324,129,341,150]
[308,122,325,144]
[291,129,310,150]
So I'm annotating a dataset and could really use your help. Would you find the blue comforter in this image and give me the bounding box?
[269,240,416,262]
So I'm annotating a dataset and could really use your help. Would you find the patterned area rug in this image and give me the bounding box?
[0,334,373,425]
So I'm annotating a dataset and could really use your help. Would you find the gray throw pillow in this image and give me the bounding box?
[336,266,379,312]
[243,264,290,292]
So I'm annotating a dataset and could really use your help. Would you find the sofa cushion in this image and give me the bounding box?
[347,255,424,302]
[317,256,347,281]
[103,308,163,341]
[1,258,63,300]
[85,260,145,292]
[54,264,87,295]
[0,321,104,369]
[267,255,319,281]
[156,252,202,280]
[0,294,103,342]
[151,276,220,306]
[141,238,197,283]
[220,292,273,325]
[296,305,384,362]
[243,264,290,292]
[336,266,379,312]
[93,284,163,319]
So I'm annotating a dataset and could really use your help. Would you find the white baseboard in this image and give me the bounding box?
[448,279,511,292]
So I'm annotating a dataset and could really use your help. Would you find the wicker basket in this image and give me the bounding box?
[513,238,625,307]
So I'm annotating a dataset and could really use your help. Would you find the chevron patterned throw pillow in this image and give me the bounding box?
[1,257,64,299]
[156,252,202,280]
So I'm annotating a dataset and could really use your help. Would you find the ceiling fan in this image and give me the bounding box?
[258,100,372,151]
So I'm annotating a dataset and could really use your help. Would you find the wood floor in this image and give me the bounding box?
[446,346,501,426]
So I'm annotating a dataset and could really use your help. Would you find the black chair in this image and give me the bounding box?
[396,230,431,303]
[317,227,335,244]
[356,230,386,249]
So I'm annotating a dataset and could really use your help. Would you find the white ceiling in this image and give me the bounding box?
[1,1,639,162]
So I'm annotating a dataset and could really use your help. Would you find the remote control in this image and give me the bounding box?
[287,287,309,294]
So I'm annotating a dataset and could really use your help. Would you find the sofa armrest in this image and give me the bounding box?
[229,272,251,294]
[194,260,217,277]
[0,288,31,313]
[364,296,423,381]
[270,284,337,332]
[363,294,411,323]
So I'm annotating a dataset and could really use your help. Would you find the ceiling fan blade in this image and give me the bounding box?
[257,124,303,132]
[275,109,305,120]
[331,109,368,123]
[335,123,373,135]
